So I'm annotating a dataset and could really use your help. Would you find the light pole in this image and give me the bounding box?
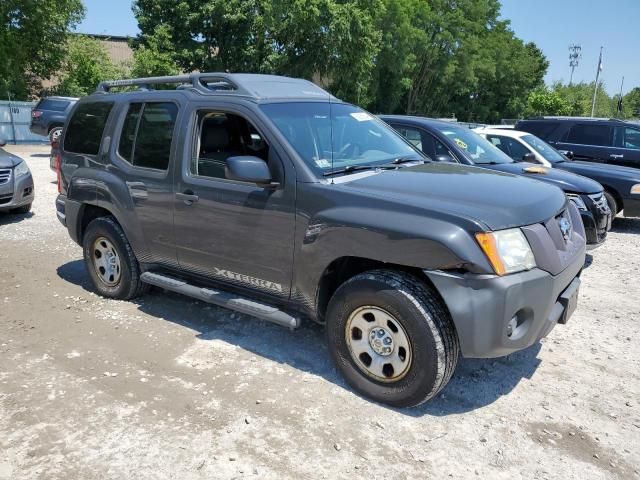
[569,44,582,85]
[590,46,603,118]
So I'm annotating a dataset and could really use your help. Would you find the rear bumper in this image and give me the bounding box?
[55,195,82,245]
[0,172,34,211]
[425,252,585,358]
[623,196,640,218]
[29,122,47,136]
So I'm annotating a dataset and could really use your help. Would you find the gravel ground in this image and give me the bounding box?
[1,146,639,480]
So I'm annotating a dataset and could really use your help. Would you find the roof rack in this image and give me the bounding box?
[528,116,624,122]
[95,72,334,101]
[95,73,250,95]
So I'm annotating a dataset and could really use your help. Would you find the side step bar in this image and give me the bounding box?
[140,272,300,330]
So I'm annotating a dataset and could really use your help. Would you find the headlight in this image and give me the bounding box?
[476,228,536,275]
[631,184,640,195]
[13,161,30,178]
[566,193,587,211]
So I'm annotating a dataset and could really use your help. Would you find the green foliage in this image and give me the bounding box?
[622,87,640,119]
[525,88,571,116]
[0,0,84,99]
[130,25,180,78]
[54,36,128,97]
[550,82,617,118]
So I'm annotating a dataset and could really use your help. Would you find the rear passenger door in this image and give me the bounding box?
[172,104,296,299]
[110,99,180,267]
[555,123,612,164]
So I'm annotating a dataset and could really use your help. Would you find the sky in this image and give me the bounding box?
[76,0,640,95]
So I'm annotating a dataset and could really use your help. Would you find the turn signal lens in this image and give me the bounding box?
[631,184,640,195]
[475,232,506,276]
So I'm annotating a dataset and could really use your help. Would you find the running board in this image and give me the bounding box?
[140,272,300,330]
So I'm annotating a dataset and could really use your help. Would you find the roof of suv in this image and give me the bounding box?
[39,96,78,102]
[92,73,337,103]
[521,116,631,125]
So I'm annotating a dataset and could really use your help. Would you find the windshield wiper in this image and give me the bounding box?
[388,156,425,165]
[323,164,382,177]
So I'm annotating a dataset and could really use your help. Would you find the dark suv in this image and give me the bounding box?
[30,96,78,137]
[381,116,611,248]
[56,74,586,407]
[515,117,640,170]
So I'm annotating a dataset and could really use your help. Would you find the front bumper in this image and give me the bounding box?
[576,193,611,247]
[0,172,35,211]
[425,253,584,358]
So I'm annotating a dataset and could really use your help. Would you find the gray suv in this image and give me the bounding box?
[55,74,586,407]
[30,96,78,137]
[0,139,34,214]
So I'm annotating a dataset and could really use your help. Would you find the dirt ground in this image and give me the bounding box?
[0,145,639,480]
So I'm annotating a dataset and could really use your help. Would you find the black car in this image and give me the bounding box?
[381,115,611,247]
[515,117,640,170]
[55,73,586,407]
[30,96,78,137]
[479,128,640,219]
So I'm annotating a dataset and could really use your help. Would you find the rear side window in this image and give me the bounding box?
[518,121,560,140]
[38,99,70,112]
[118,102,178,171]
[64,102,114,155]
[566,124,611,146]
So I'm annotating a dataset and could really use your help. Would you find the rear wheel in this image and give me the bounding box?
[326,270,459,407]
[82,216,148,300]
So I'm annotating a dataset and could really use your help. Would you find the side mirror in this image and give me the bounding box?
[521,152,537,163]
[225,156,275,186]
[0,139,6,147]
[434,154,456,163]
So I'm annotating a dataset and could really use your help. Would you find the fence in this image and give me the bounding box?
[0,101,48,145]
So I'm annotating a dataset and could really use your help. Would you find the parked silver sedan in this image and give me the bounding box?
[0,139,34,214]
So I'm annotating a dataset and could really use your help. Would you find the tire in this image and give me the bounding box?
[82,216,148,300]
[604,191,618,217]
[11,203,31,214]
[48,127,63,144]
[326,270,459,408]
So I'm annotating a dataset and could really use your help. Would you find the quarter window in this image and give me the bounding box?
[64,102,114,155]
[566,124,612,147]
[118,102,178,171]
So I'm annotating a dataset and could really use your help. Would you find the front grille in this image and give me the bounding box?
[0,169,10,185]
[0,193,13,205]
[589,193,610,213]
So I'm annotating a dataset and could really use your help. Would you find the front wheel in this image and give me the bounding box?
[604,191,618,219]
[326,270,459,408]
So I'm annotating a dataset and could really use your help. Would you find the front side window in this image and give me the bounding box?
[65,102,114,155]
[613,126,640,150]
[117,102,178,171]
[191,111,270,180]
[433,124,512,165]
[566,124,611,147]
[260,102,422,175]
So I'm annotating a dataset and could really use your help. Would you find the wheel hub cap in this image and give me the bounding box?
[92,237,121,287]
[345,306,412,382]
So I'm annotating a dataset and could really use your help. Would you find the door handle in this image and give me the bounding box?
[176,190,199,205]
[609,154,624,159]
[126,181,148,199]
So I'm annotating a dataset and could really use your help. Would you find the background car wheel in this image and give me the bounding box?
[48,126,63,143]
[326,270,459,408]
[82,216,148,300]
[604,191,618,218]
[10,203,31,214]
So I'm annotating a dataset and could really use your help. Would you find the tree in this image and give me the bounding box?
[525,87,571,116]
[0,0,85,99]
[551,82,616,118]
[622,87,640,119]
[54,36,127,97]
[130,25,180,78]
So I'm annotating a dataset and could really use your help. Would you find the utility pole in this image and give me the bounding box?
[568,44,582,85]
[591,46,603,118]
[616,76,625,117]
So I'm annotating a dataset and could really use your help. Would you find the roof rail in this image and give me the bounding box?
[528,115,620,121]
[95,73,252,96]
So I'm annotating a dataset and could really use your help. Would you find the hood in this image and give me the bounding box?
[0,148,22,168]
[558,160,640,182]
[484,162,602,194]
[338,163,567,231]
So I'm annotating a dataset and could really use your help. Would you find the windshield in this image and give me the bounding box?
[433,123,513,165]
[260,102,423,175]
[521,134,566,163]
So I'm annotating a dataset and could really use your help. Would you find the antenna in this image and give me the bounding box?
[568,44,582,85]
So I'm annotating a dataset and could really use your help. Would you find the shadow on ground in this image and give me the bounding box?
[57,259,543,417]
[0,211,34,225]
[611,216,640,234]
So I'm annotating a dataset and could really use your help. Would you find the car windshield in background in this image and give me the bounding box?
[260,102,422,175]
[434,124,512,165]
[521,134,566,163]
